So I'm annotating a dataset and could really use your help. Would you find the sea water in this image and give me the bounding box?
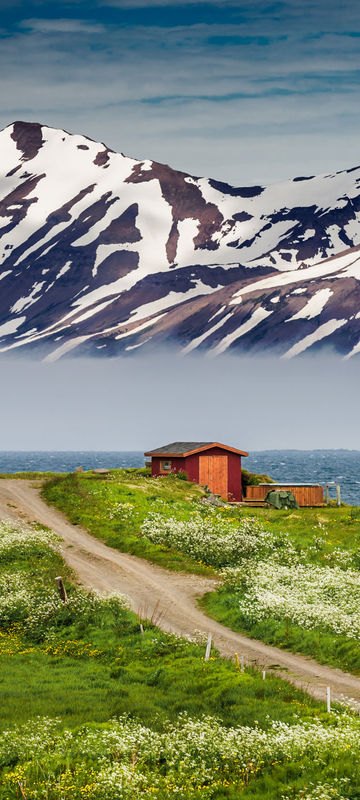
[0,450,359,505]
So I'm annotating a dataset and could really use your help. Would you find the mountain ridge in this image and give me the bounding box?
[0,120,360,359]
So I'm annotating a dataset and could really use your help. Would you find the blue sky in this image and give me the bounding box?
[1,0,360,183]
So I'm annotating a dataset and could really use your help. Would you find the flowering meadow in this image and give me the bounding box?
[24,470,360,796]
[2,712,360,799]
[221,560,360,641]
[139,501,360,661]
[44,472,360,671]
[140,511,273,567]
[7,513,360,798]
[0,519,127,639]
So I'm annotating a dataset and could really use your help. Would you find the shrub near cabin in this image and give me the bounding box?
[144,441,248,501]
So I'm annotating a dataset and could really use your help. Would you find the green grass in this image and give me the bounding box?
[1,517,340,800]
[0,513,322,734]
[42,472,360,675]
[2,519,358,800]
[0,471,63,479]
[42,471,215,574]
[227,504,360,566]
[3,480,360,797]
[43,472,360,570]
[0,631,324,732]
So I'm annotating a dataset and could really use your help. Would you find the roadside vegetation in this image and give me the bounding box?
[43,472,360,674]
[43,470,214,574]
[202,504,360,675]
[2,515,360,799]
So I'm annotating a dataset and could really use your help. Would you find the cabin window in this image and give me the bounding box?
[161,460,171,472]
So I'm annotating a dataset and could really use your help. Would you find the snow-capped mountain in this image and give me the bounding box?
[0,120,360,359]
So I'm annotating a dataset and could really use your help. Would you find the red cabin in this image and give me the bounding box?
[144,441,248,501]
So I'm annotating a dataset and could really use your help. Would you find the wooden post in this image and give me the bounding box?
[204,633,212,662]
[262,670,266,680]
[55,576,68,604]
[140,623,144,636]
[326,686,331,713]
[18,783,27,800]
[336,485,341,507]
[325,484,329,505]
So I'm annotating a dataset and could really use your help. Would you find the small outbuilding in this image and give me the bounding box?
[144,441,248,501]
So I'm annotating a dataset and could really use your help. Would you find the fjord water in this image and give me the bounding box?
[0,450,359,505]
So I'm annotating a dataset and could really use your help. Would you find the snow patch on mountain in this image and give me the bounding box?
[211,308,273,356]
[286,288,333,321]
[283,319,348,359]
[1,120,360,358]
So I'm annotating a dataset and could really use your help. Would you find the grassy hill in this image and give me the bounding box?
[1,468,360,798]
[43,471,360,674]
[1,512,360,799]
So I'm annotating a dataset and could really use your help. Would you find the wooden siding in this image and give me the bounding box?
[199,455,228,499]
[246,484,324,506]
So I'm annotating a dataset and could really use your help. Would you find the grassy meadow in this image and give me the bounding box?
[1,511,360,799]
[43,471,360,675]
[1,469,360,797]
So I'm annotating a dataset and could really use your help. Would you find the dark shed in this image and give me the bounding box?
[144,441,248,501]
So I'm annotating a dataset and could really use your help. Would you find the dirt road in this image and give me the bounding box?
[1,477,360,708]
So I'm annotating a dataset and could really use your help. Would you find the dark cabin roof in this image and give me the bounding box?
[144,441,248,457]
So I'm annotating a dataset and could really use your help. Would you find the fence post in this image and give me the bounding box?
[336,485,341,507]
[140,623,144,636]
[55,577,68,604]
[325,484,329,505]
[326,686,331,713]
[262,670,266,680]
[205,634,212,662]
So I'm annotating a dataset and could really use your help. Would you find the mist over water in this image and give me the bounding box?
[0,350,358,451]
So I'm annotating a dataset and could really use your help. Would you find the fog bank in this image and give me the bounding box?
[0,352,358,451]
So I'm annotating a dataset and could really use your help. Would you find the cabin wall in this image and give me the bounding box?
[227,453,242,501]
[151,455,199,480]
[151,456,185,477]
[150,449,243,501]
[183,454,200,483]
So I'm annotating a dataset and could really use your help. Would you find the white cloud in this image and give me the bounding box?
[19,18,106,34]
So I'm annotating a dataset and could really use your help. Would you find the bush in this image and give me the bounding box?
[140,513,274,568]
[176,471,189,481]
[122,467,151,477]
[241,469,274,495]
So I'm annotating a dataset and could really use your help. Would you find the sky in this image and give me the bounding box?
[1,0,360,184]
[0,352,358,450]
